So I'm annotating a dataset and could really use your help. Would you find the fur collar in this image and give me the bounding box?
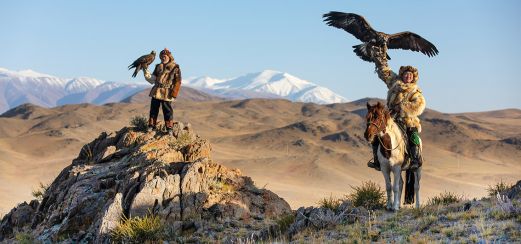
[391,80,418,93]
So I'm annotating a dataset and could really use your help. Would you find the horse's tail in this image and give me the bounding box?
[404,169,415,204]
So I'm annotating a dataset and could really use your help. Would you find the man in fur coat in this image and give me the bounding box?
[143,48,182,136]
[367,45,426,170]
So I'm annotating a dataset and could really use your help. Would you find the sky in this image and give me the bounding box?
[1,0,520,112]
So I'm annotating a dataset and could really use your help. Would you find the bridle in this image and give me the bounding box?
[367,111,402,151]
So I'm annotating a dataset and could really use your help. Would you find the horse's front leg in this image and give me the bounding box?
[381,164,393,210]
[392,166,402,211]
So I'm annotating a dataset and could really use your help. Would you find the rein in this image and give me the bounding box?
[377,132,402,151]
[368,115,402,151]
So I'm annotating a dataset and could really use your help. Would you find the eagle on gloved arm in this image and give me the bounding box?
[128,50,156,78]
[322,11,439,62]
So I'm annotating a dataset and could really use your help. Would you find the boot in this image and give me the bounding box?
[367,140,381,171]
[407,127,423,170]
[408,144,423,170]
[147,118,157,132]
[165,120,174,136]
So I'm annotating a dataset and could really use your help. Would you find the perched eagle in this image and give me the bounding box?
[323,11,439,62]
[128,51,156,78]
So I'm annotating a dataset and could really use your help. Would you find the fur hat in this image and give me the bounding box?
[160,48,174,61]
[399,65,419,83]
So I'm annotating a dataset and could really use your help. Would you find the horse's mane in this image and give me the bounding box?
[368,102,391,123]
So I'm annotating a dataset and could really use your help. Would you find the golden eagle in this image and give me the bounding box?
[128,50,156,78]
[323,11,439,62]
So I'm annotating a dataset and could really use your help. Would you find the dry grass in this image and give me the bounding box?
[487,179,514,197]
[130,115,148,132]
[275,213,296,234]
[317,193,342,211]
[427,191,463,206]
[31,182,50,201]
[347,181,385,210]
[168,131,192,149]
[110,213,164,243]
[14,232,35,244]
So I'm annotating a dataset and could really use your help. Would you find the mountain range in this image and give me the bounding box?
[184,70,348,104]
[0,68,348,113]
[0,68,148,113]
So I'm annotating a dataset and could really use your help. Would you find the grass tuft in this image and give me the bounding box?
[31,182,50,201]
[347,181,385,210]
[427,191,463,206]
[276,213,296,234]
[110,213,164,243]
[130,115,148,132]
[15,232,35,244]
[168,131,192,149]
[317,193,343,211]
[487,179,513,197]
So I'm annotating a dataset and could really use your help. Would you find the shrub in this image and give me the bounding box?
[487,179,513,197]
[427,191,462,206]
[32,182,50,201]
[276,213,296,233]
[347,181,385,210]
[130,115,148,132]
[15,232,35,244]
[110,213,164,243]
[317,194,343,211]
[168,131,192,149]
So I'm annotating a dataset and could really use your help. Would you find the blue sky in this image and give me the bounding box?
[1,1,520,112]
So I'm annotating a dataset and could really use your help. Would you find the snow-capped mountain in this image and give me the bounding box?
[0,68,147,113]
[184,70,348,104]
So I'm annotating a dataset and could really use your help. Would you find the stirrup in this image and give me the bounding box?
[367,160,381,171]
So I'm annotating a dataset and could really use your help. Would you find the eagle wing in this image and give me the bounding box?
[388,32,439,57]
[322,11,379,42]
[142,53,155,68]
[129,52,156,78]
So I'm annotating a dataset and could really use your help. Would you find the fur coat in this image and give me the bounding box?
[375,62,426,132]
[144,61,182,102]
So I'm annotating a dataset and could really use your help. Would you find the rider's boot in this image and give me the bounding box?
[408,127,423,170]
[147,118,157,132]
[367,140,381,171]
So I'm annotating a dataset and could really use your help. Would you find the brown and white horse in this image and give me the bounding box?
[364,102,421,210]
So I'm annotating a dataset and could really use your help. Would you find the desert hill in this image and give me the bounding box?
[1,122,519,243]
[0,97,520,216]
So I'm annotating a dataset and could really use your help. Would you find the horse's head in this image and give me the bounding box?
[364,102,390,143]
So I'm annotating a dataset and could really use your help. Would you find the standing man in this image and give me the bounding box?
[143,48,182,136]
[367,45,426,171]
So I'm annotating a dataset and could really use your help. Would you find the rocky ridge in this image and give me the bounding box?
[0,122,292,242]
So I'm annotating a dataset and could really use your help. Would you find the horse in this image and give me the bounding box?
[364,102,421,210]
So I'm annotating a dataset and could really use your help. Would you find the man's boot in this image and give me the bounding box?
[147,118,157,132]
[367,140,381,171]
[165,120,174,136]
[408,127,423,170]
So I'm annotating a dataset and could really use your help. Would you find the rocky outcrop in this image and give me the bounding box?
[0,121,291,243]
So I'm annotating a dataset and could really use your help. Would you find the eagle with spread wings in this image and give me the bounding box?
[323,11,439,62]
[128,50,156,78]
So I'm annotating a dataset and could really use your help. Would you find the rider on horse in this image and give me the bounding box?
[367,45,426,171]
